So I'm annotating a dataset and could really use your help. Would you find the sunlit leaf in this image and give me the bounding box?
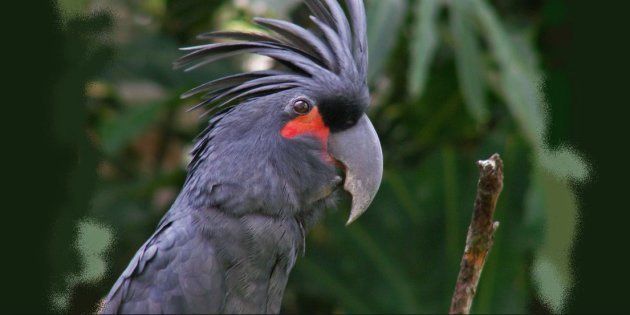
[537,146,589,182]
[450,0,489,123]
[526,167,578,312]
[408,0,441,98]
[366,0,407,83]
[474,1,587,309]
[75,220,113,282]
[57,0,90,20]
[474,0,546,145]
[53,219,114,311]
[247,0,302,17]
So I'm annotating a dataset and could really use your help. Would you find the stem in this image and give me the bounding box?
[449,153,504,314]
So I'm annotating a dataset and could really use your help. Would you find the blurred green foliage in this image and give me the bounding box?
[53,0,586,313]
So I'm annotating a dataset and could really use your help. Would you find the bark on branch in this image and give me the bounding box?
[449,153,504,314]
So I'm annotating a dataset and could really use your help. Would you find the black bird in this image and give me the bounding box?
[100,0,382,313]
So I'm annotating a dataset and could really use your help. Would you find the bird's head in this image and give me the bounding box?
[175,0,382,225]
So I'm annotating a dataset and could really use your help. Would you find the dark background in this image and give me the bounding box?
[1,0,628,313]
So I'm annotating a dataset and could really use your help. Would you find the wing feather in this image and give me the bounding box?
[99,213,225,314]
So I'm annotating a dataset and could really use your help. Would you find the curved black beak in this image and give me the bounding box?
[328,115,383,225]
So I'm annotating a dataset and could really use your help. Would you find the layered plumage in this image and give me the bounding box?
[100,1,376,314]
[174,0,369,131]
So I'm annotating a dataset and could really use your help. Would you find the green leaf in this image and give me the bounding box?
[346,224,420,313]
[408,0,441,98]
[247,0,301,17]
[53,219,114,311]
[474,0,545,145]
[293,137,537,313]
[474,1,588,309]
[537,146,589,182]
[57,0,90,20]
[366,0,407,83]
[441,146,461,267]
[450,0,489,123]
[75,219,114,282]
[296,256,371,313]
[526,167,578,312]
[98,101,166,155]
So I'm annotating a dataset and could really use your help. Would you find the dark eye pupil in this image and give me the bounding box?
[293,100,311,114]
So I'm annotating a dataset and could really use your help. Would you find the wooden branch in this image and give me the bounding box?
[449,153,504,314]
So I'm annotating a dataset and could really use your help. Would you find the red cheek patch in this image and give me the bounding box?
[281,106,331,151]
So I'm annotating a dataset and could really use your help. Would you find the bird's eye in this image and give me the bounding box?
[292,99,312,115]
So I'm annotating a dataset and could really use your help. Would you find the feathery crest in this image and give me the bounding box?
[175,0,368,116]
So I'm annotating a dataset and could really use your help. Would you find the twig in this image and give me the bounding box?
[449,153,504,314]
